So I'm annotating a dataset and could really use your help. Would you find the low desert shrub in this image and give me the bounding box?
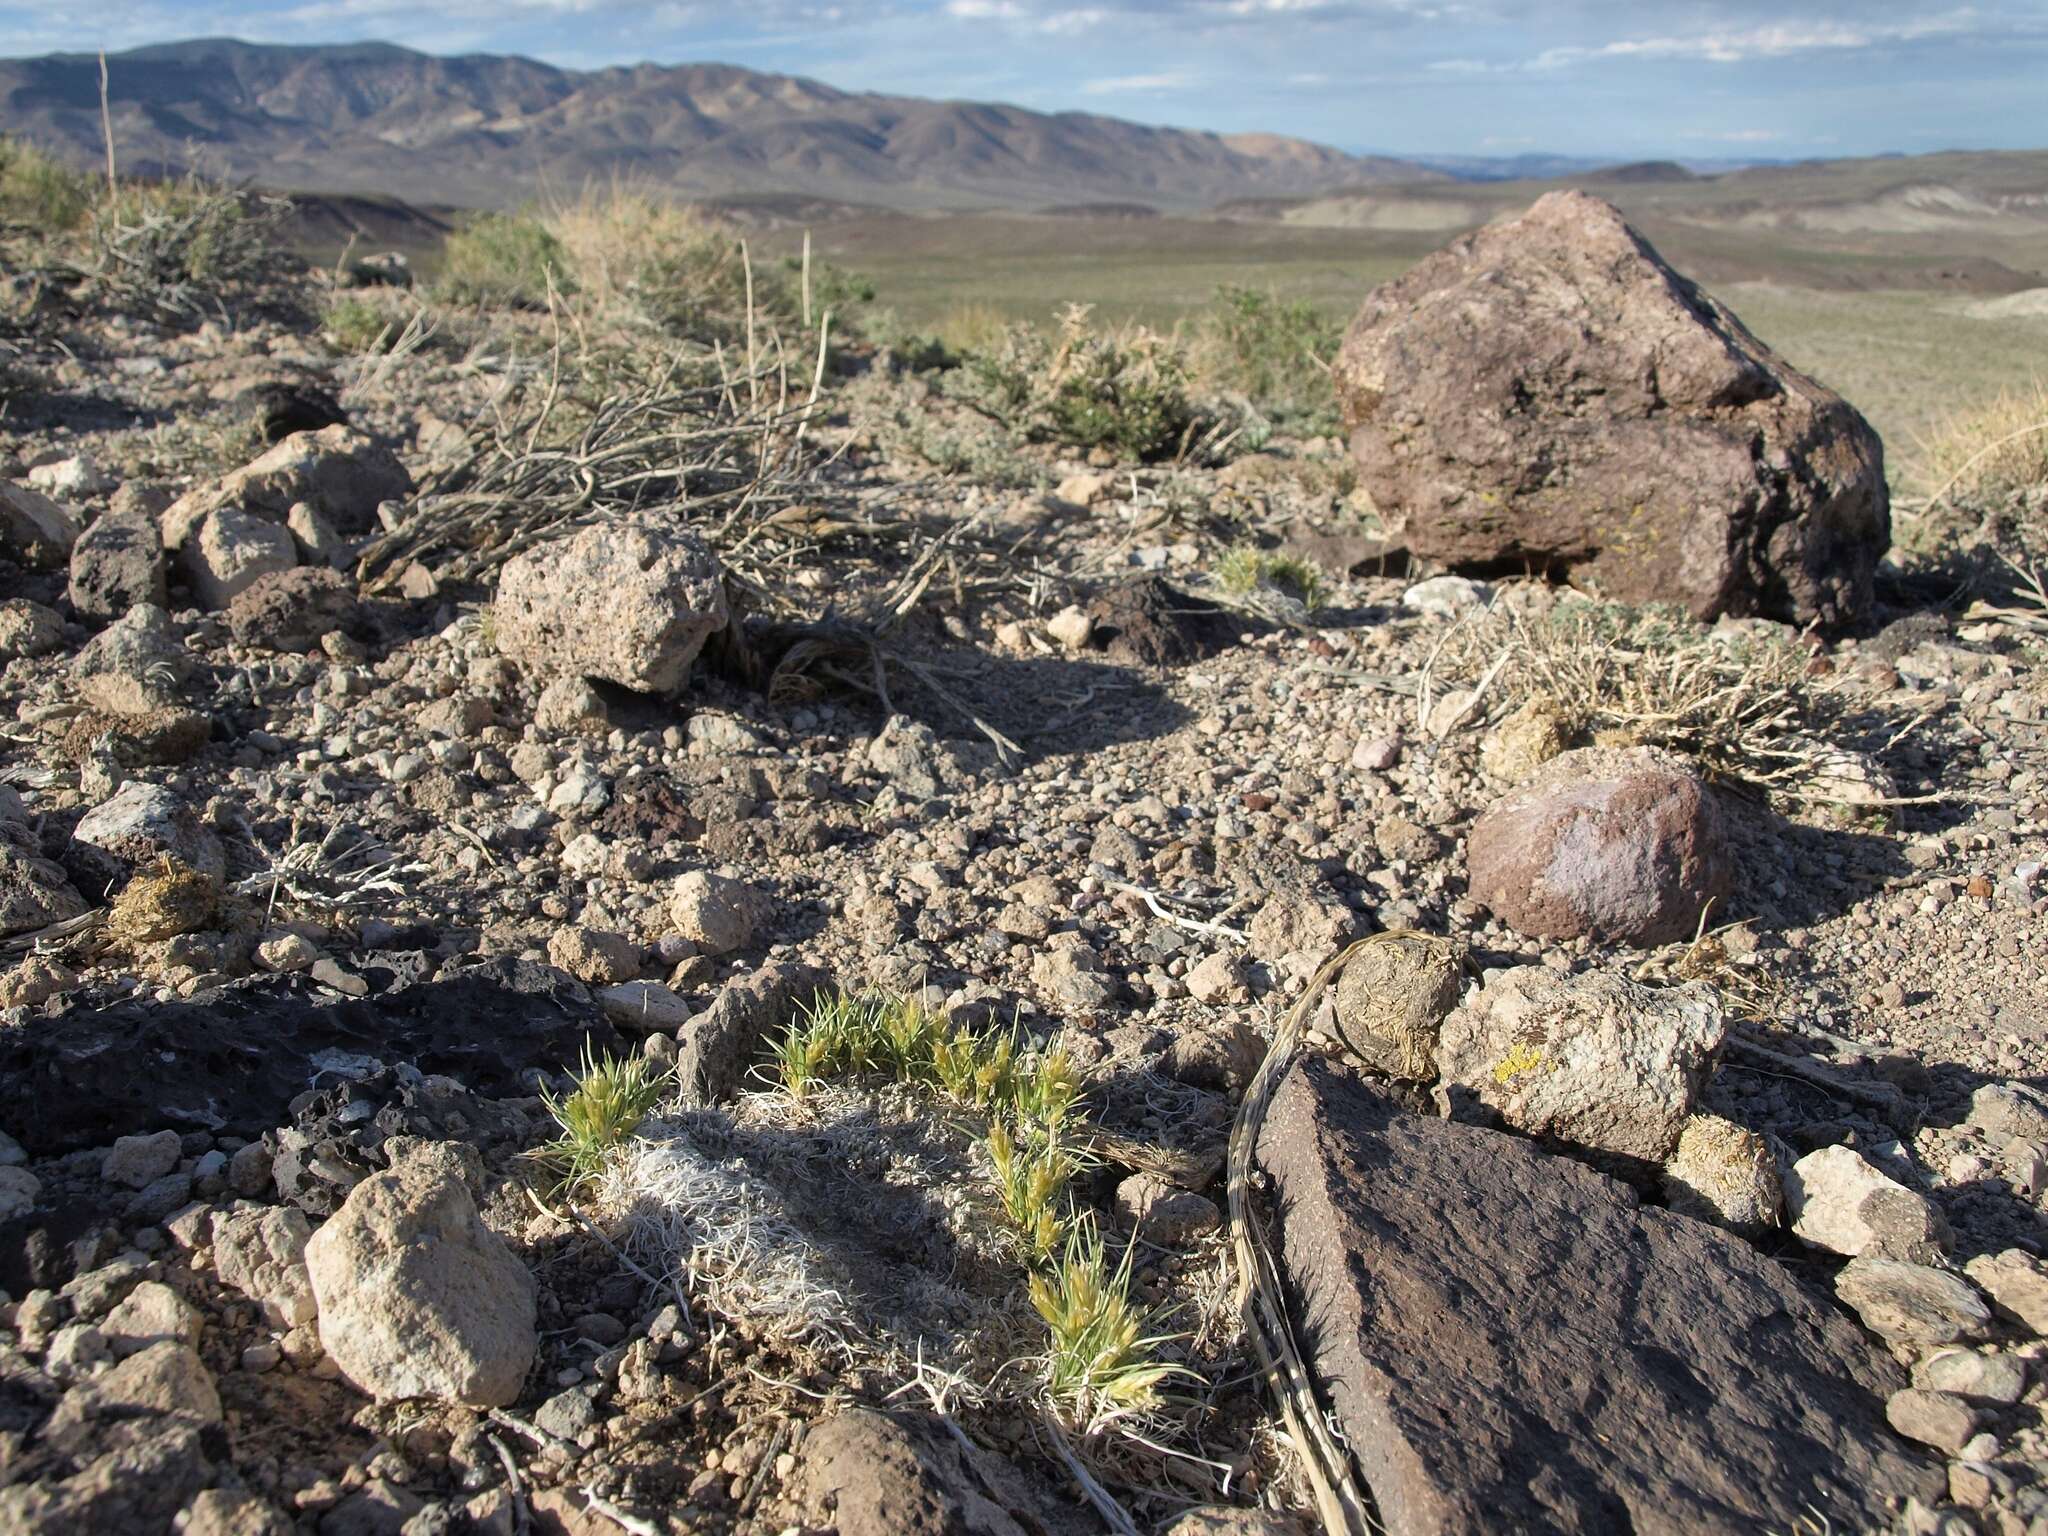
[960,304,1204,463]
[436,210,569,309]
[1190,284,1341,430]
[0,136,95,230]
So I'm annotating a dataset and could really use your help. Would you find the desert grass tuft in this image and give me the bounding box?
[1213,543,1325,610]
[1030,1218,1190,1428]
[1908,379,2048,510]
[537,1045,670,1194]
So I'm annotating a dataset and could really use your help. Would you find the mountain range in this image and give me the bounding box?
[0,38,1443,213]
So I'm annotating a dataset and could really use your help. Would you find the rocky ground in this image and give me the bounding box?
[1,192,2046,1536]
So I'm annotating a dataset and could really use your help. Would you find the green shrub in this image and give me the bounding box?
[0,137,95,231]
[1191,284,1341,430]
[1214,543,1326,609]
[436,211,569,308]
[961,304,1202,463]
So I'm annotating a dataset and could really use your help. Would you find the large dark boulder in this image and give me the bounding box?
[1333,190,1887,627]
[1256,1057,1941,1535]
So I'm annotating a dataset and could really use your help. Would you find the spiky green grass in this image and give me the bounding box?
[1214,543,1326,610]
[537,1046,669,1194]
[1031,1219,1190,1423]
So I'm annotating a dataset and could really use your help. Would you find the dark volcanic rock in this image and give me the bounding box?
[233,380,348,444]
[1084,577,1235,667]
[1256,1058,1940,1536]
[1333,190,1888,627]
[1466,745,1730,947]
[0,957,619,1156]
[676,961,831,1106]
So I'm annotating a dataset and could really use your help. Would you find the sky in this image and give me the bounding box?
[8,1,2048,161]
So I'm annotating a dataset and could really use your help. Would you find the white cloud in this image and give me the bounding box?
[1080,70,1196,92]
[944,0,1024,16]
[1680,127,1788,142]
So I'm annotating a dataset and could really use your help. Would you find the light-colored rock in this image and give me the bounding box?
[0,599,63,660]
[304,1153,536,1405]
[1835,1259,1992,1349]
[0,480,82,568]
[1886,1388,1982,1454]
[28,453,110,499]
[597,980,692,1034]
[1962,1250,2048,1335]
[161,424,412,546]
[182,506,297,610]
[177,1489,295,1536]
[103,1130,183,1190]
[1115,1172,1220,1246]
[549,926,640,984]
[212,1206,317,1327]
[1786,1145,1950,1262]
[71,602,192,712]
[1967,1084,2048,1145]
[1046,605,1094,650]
[100,1280,203,1356]
[45,1340,220,1438]
[1466,745,1731,947]
[1915,1349,2027,1405]
[1184,950,1246,1005]
[1663,1113,1783,1232]
[1479,695,1573,786]
[669,870,769,956]
[71,781,226,880]
[534,676,610,735]
[494,520,728,694]
[285,500,349,567]
[1436,965,1724,1164]
[1402,575,1489,620]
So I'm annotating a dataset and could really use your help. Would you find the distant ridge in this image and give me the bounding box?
[0,38,1443,212]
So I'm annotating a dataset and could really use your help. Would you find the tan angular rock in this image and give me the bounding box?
[493,520,727,694]
[1435,965,1725,1166]
[161,424,412,546]
[212,1206,317,1327]
[304,1153,536,1405]
[669,870,770,956]
[0,480,82,568]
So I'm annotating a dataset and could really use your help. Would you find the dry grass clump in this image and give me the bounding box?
[1430,594,1903,799]
[106,860,219,944]
[1909,380,2048,511]
[434,210,568,309]
[0,137,95,231]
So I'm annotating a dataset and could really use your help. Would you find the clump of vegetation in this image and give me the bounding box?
[0,137,95,231]
[1214,542,1326,609]
[1912,381,2048,510]
[536,1046,670,1195]
[961,303,1209,463]
[435,210,570,309]
[321,292,417,355]
[1190,284,1341,431]
[1031,1219,1189,1423]
[763,990,1179,1424]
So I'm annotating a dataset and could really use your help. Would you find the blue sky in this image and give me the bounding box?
[11,1,2048,159]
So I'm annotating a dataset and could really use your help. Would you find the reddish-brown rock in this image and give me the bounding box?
[1467,745,1729,946]
[1334,191,1887,626]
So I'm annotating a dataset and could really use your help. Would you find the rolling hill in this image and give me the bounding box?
[0,38,1440,213]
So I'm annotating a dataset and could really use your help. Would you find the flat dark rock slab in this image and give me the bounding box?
[0,957,618,1155]
[1257,1058,1940,1535]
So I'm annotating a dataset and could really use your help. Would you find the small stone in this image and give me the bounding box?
[548,926,641,985]
[1664,1114,1783,1233]
[0,598,63,660]
[213,1206,317,1327]
[1115,1173,1221,1246]
[182,505,297,609]
[1835,1259,1993,1349]
[1046,605,1094,651]
[669,871,770,956]
[597,981,693,1034]
[0,1163,39,1220]
[1402,575,1489,620]
[256,931,320,972]
[1963,1249,2048,1335]
[1184,951,1246,1006]
[1786,1146,1950,1262]
[1967,1083,2048,1144]
[102,1130,182,1190]
[1351,733,1401,772]
[1914,1349,2027,1405]
[1885,1388,1982,1454]
[99,1280,203,1356]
